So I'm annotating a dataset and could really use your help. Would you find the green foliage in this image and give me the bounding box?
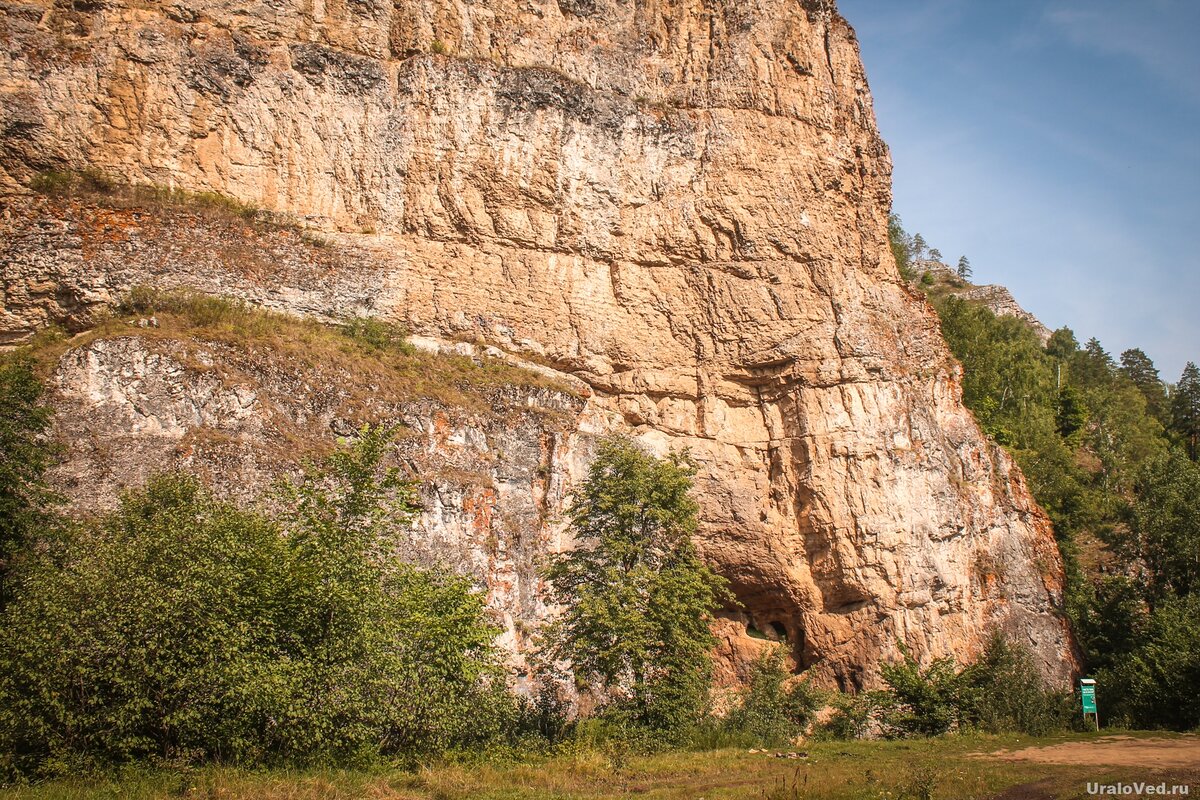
[888,213,916,280]
[878,643,964,737]
[1120,348,1168,423]
[1073,576,1146,674]
[340,317,416,355]
[875,635,1072,739]
[1055,384,1087,441]
[0,474,289,776]
[0,354,58,605]
[919,271,934,287]
[1098,594,1200,730]
[957,633,1075,736]
[0,428,508,778]
[1120,450,1200,606]
[956,255,972,281]
[723,647,823,746]
[1169,361,1200,460]
[541,436,730,735]
[816,692,879,740]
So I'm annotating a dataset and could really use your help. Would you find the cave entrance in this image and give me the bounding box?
[745,615,808,671]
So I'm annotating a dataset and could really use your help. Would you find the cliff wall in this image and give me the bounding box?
[0,0,1075,686]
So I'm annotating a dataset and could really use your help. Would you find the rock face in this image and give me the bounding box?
[44,327,601,687]
[915,260,1052,344]
[0,0,1076,686]
[958,285,1053,344]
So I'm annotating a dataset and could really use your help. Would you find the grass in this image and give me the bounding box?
[1,732,1191,800]
[29,170,261,225]
[24,288,578,418]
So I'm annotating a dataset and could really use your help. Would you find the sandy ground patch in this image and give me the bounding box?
[981,735,1200,769]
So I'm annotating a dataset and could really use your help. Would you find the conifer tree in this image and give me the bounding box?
[1120,348,1168,422]
[956,255,972,280]
[1171,362,1200,460]
[911,233,927,260]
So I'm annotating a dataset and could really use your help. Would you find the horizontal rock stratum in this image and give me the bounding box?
[0,0,1076,687]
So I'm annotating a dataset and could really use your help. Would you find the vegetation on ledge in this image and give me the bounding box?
[21,287,578,412]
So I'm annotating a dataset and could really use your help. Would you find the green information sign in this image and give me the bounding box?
[1081,684,1097,713]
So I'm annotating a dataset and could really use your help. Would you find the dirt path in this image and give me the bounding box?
[983,735,1200,769]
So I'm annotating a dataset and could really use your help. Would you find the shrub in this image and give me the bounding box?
[0,428,509,778]
[877,642,965,737]
[870,634,1073,740]
[340,317,416,355]
[958,632,1075,735]
[817,692,879,740]
[0,474,290,777]
[723,647,823,746]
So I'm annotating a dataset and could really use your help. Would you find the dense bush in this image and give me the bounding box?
[873,635,1073,739]
[877,644,965,737]
[723,647,823,746]
[0,428,509,779]
[1099,594,1200,730]
[958,633,1076,736]
[817,692,880,741]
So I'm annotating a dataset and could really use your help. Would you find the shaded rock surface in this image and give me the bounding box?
[0,0,1075,686]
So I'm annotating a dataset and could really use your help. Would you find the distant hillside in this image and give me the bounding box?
[910,259,1051,344]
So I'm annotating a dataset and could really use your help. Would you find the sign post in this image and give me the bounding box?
[1080,678,1099,731]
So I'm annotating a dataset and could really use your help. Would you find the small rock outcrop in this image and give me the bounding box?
[0,0,1076,686]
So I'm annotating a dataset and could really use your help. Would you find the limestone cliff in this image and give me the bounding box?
[914,260,1052,344]
[0,0,1076,687]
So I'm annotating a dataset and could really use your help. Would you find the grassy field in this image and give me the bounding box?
[2,732,1195,800]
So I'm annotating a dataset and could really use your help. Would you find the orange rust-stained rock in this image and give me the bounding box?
[0,0,1077,686]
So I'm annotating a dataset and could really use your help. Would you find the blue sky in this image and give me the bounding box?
[838,0,1200,381]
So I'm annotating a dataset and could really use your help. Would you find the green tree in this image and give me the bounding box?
[1120,348,1168,423]
[0,354,58,604]
[542,436,729,734]
[271,425,509,761]
[1056,384,1088,441]
[911,233,927,261]
[1122,450,1200,607]
[1169,362,1200,460]
[1073,576,1146,673]
[888,213,916,280]
[1073,338,1117,388]
[0,474,290,775]
[956,255,972,281]
[1100,594,1200,730]
[1045,326,1079,362]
